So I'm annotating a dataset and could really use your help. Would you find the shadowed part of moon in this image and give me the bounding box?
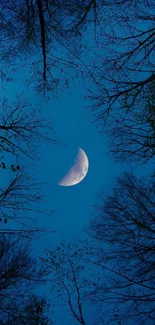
[58,148,89,186]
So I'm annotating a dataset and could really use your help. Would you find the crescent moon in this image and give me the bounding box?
[58,148,89,186]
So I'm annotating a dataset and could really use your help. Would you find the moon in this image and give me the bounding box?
[58,148,89,186]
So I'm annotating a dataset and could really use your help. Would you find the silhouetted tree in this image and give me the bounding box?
[0,94,55,236]
[41,240,104,325]
[1,1,154,99]
[0,0,101,94]
[86,1,155,118]
[103,80,155,163]
[0,168,54,235]
[0,234,52,324]
[87,172,155,324]
[0,94,56,162]
[3,295,52,325]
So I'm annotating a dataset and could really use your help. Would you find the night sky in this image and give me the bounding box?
[0,2,154,324]
[1,66,152,248]
[1,60,154,325]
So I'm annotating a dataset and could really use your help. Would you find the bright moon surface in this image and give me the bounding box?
[58,148,89,186]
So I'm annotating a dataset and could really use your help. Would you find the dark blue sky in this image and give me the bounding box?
[36,83,125,244]
[1,67,153,250]
[1,61,153,248]
[1,19,154,323]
